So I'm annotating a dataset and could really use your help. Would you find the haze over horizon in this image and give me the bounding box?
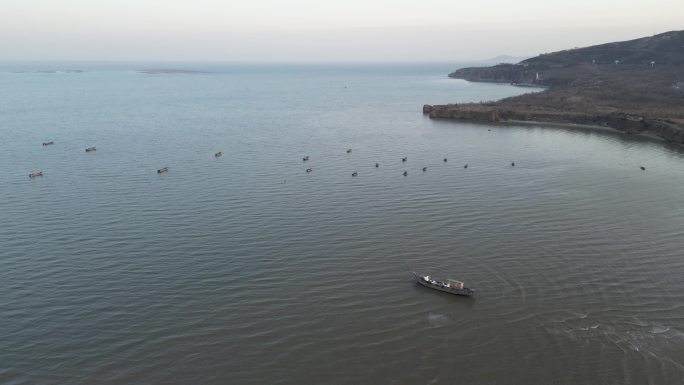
[2,0,682,62]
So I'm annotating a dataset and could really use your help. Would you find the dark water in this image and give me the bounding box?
[2,63,684,385]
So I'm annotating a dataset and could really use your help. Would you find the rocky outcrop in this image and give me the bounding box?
[422,104,436,114]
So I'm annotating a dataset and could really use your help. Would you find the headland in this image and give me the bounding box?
[424,31,684,143]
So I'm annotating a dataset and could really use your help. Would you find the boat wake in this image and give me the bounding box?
[543,313,684,373]
[427,313,449,328]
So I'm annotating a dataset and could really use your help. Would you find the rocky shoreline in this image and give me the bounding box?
[423,103,684,143]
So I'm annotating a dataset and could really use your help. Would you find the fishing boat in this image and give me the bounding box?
[157,167,169,173]
[413,272,474,297]
[29,171,43,178]
[215,151,223,157]
[85,146,96,152]
[42,141,54,146]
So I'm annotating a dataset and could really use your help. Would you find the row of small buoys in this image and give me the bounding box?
[37,141,229,176]
[320,160,647,175]
[32,140,650,180]
[301,152,477,176]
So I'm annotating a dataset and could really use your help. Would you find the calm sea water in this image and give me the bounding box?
[2,62,684,385]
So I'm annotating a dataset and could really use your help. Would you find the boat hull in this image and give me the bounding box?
[413,273,474,297]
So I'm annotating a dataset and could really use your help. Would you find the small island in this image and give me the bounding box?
[14,69,84,74]
[424,30,684,143]
[138,69,207,74]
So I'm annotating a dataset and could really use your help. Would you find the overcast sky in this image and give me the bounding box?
[1,0,682,61]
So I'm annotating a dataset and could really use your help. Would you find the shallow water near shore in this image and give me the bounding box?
[2,62,684,385]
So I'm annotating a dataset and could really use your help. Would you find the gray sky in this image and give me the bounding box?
[1,0,682,61]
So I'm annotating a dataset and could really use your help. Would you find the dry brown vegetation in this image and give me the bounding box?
[494,64,684,121]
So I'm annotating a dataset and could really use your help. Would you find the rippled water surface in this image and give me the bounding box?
[2,63,684,385]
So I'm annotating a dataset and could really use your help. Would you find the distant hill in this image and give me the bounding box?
[482,55,530,64]
[523,30,684,67]
[450,30,684,85]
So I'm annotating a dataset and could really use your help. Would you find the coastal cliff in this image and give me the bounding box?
[429,30,684,143]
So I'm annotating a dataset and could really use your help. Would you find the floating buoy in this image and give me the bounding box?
[640,166,646,171]
[422,167,427,172]
[303,155,309,161]
[375,163,379,168]
[215,151,223,157]
[347,149,352,153]
[306,168,313,173]
[464,164,468,169]
[403,171,408,176]
[402,157,407,162]
[444,158,447,162]
[511,162,515,167]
